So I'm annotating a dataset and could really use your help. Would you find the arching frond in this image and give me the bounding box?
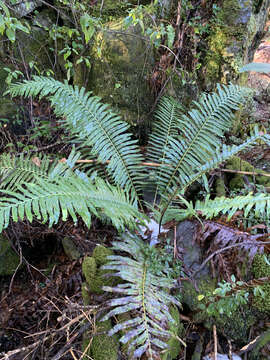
[0,175,145,232]
[102,234,180,359]
[8,76,145,207]
[195,192,270,221]
[158,127,267,223]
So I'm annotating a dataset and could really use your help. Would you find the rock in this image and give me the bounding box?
[89,19,154,126]
[0,234,20,276]
[12,0,42,18]
[203,0,270,86]
[176,220,210,279]
[61,237,81,260]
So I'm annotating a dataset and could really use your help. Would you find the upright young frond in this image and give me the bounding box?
[147,97,184,204]
[102,234,180,359]
[158,84,251,195]
[0,175,144,232]
[152,84,252,217]
[8,76,145,207]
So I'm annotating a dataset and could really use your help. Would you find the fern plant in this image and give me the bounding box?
[3,76,270,358]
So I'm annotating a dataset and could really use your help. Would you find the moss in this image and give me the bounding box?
[82,246,115,294]
[81,282,91,305]
[83,319,118,360]
[215,177,226,197]
[226,156,270,190]
[162,305,184,360]
[252,254,270,313]
[92,245,113,266]
[0,235,20,276]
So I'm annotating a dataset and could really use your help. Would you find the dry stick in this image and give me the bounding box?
[191,240,270,279]
[70,159,270,178]
[213,325,217,360]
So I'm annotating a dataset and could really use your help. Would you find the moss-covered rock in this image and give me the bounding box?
[82,245,114,294]
[203,0,270,86]
[62,237,81,260]
[214,156,270,194]
[0,235,20,276]
[82,319,118,360]
[89,19,154,127]
[252,254,270,313]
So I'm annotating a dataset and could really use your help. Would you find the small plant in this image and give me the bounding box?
[198,274,265,317]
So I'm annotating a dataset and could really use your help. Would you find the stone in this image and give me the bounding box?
[0,235,20,276]
[89,19,154,126]
[61,237,81,260]
[203,0,270,86]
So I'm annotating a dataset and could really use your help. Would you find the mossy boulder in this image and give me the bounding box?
[82,245,114,295]
[89,19,154,126]
[0,235,20,276]
[82,319,118,360]
[203,0,270,86]
[252,254,270,313]
[215,156,270,194]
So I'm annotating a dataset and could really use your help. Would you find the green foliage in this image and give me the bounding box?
[0,0,29,42]
[8,76,145,207]
[101,234,181,359]
[198,275,250,317]
[252,254,270,313]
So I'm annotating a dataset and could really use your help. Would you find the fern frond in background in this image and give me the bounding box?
[102,234,181,359]
[8,76,145,207]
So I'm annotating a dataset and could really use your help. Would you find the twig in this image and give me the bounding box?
[192,240,270,279]
[219,168,270,178]
[51,322,91,360]
[213,325,217,360]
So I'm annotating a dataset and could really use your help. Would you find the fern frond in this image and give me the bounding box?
[102,234,180,359]
[147,96,184,204]
[195,192,270,221]
[0,148,80,191]
[8,76,145,207]
[158,125,265,223]
[156,84,251,198]
[0,175,145,232]
[0,153,52,191]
